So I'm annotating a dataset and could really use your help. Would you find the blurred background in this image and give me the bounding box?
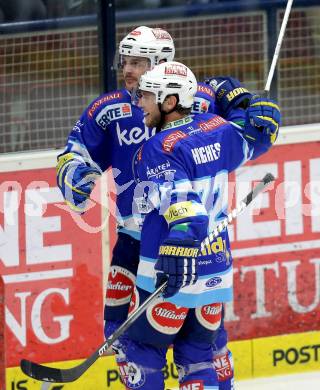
[0,0,319,154]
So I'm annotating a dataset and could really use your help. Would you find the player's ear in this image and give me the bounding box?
[163,95,178,112]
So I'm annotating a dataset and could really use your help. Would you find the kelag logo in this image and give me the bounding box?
[273,344,320,366]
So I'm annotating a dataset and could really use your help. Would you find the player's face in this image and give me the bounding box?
[138,91,161,128]
[121,56,150,92]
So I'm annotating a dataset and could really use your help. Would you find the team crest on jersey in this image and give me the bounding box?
[105,266,135,306]
[165,64,187,77]
[162,130,188,152]
[146,298,188,334]
[123,362,146,389]
[195,303,222,331]
[152,28,172,40]
[96,103,132,129]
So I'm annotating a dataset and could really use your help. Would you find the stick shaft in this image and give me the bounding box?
[264,0,294,92]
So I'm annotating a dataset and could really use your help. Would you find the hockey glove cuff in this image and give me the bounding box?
[205,76,252,116]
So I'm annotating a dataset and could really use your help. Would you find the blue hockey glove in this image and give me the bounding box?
[56,152,101,213]
[155,239,199,298]
[243,96,281,147]
[205,76,252,116]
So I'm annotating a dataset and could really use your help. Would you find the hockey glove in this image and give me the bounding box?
[205,76,252,116]
[243,96,281,147]
[155,239,199,298]
[57,152,101,213]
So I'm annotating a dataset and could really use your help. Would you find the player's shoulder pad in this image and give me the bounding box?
[86,88,131,120]
[196,82,215,99]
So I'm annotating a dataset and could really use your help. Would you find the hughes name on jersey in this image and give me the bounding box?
[133,113,268,308]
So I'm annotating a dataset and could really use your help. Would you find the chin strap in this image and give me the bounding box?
[156,101,178,133]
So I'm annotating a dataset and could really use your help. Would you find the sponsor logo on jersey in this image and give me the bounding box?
[146,299,189,335]
[195,303,222,331]
[165,63,187,77]
[199,116,227,131]
[116,123,155,146]
[191,143,221,165]
[87,92,122,118]
[180,380,204,390]
[197,84,215,97]
[105,266,135,306]
[96,103,132,129]
[72,120,84,133]
[205,276,222,287]
[213,351,233,382]
[152,28,172,40]
[162,130,188,152]
[146,160,175,179]
[192,97,210,114]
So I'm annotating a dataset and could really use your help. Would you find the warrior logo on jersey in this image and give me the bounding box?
[105,266,135,306]
[195,303,222,331]
[162,130,187,152]
[152,28,172,40]
[96,103,132,129]
[165,64,187,77]
[146,299,189,335]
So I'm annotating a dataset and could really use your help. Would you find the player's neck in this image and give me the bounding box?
[162,114,192,131]
[162,112,186,128]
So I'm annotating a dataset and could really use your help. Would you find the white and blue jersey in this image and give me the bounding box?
[133,113,265,308]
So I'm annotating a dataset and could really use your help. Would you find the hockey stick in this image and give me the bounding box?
[20,172,274,383]
[200,172,275,250]
[264,0,293,94]
[20,281,168,383]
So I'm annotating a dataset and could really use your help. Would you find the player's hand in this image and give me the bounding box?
[243,96,281,145]
[205,76,252,115]
[155,239,199,298]
[57,153,101,213]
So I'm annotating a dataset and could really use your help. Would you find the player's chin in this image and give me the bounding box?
[125,79,138,91]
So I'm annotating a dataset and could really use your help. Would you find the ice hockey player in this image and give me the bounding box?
[115,60,280,389]
[56,25,254,390]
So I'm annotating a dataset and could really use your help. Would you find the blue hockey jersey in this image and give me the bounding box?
[59,83,219,240]
[133,113,264,308]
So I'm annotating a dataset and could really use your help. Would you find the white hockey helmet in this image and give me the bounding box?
[119,26,175,69]
[138,61,197,108]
